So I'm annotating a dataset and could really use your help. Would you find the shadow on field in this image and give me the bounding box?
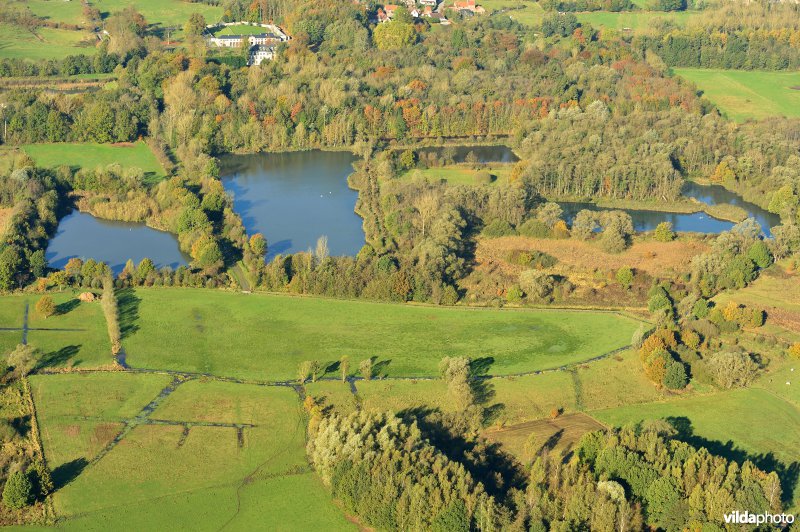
[667,416,800,506]
[117,288,141,339]
[52,458,88,490]
[36,345,81,371]
[55,298,80,316]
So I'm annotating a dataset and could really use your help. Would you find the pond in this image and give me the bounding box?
[559,202,736,234]
[415,145,519,164]
[559,183,779,236]
[46,212,189,273]
[682,182,780,234]
[220,151,365,259]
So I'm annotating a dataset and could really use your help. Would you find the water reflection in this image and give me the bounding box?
[46,212,188,273]
[220,151,365,259]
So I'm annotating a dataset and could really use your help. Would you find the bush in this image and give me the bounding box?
[616,267,634,288]
[481,219,516,238]
[681,329,701,350]
[506,285,523,302]
[663,359,688,389]
[518,219,552,238]
[519,270,556,300]
[3,471,33,509]
[653,222,676,242]
[789,343,800,359]
[706,352,760,389]
[35,296,55,319]
[747,240,773,269]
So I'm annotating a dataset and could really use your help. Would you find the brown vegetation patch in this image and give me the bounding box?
[63,424,80,438]
[478,236,709,277]
[0,208,11,237]
[90,422,121,449]
[484,412,606,463]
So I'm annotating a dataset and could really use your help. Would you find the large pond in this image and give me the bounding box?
[220,151,364,259]
[46,212,189,273]
[560,183,779,236]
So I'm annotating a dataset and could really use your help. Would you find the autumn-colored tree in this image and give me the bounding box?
[36,296,55,319]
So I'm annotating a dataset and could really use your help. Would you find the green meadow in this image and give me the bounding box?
[402,165,512,186]
[24,142,166,182]
[675,68,800,122]
[576,9,695,31]
[30,373,353,529]
[0,24,96,61]
[120,288,640,380]
[0,291,112,370]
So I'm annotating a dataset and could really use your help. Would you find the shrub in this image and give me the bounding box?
[2,471,33,509]
[441,284,459,305]
[481,219,516,238]
[518,219,552,238]
[747,240,773,269]
[506,285,523,302]
[519,270,556,300]
[653,221,676,242]
[663,359,688,389]
[552,220,570,239]
[788,343,800,359]
[529,250,558,269]
[691,298,711,319]
[706,352,760,389]
[681,329,701,350]
[616,267,634,288]
[359,358,374,381]
[35,296,55,319]
[571,210,598,240]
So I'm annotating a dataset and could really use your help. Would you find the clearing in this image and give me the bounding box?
[675,68,800,122]
[401,164,512,185]
[120,288,641,380]
[476,235,709,277]
[24,142,166,182]
[30,373,353,529]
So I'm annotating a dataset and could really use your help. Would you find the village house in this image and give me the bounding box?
[249,44,276,66]
[205,23,289,65]
[420,0,437,5]
[452,0,486,13]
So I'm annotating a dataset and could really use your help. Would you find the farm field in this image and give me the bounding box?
[121,288,641,380]
[0,24,96,61]
[30,373,353,529]
[0,291,112,369]
[24,142,166,182]
[675,68,800,122]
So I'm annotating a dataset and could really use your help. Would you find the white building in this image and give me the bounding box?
[249,45,276,66]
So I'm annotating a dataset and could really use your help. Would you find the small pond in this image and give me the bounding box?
[415,145,519,164]
[220,151,365,259]
[46,212,189,273]
[559,183,779,236]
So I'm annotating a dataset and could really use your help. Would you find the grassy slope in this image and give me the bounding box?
[675,68,800,122]
[0,292,112,369]
[122,288,640,380]
[91,0,224,27]
[24,141,166,181]
[0,24,96,60]
[577,9,694,31]
[32,374,353,530]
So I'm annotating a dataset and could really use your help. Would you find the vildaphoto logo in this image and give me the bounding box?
[723,510,795,525]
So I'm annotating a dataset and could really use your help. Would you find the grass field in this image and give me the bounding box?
[0,24,96,61]
[402,165,512,185]
[714,262,800,342]
[21,0,224,28]
[675,68,800,122]
[0,291,112,369]
[24,142,166,182]
[576,10,694,31]
[120,288,640,380]
[31,373,353,529]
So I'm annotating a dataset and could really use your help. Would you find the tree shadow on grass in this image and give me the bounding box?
[117,288,141,339]
[372,358,392,378]
[55,298,80,316]
[52,458,89,490]
[35,345,81,372]
[666,416,800,506]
